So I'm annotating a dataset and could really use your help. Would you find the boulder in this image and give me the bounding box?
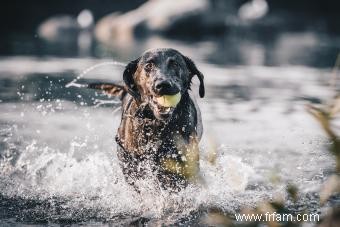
[38,15,80,42]
[37,10,94,43]
[94,0,224,45]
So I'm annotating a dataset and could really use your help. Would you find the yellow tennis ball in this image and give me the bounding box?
[156,93,181,107]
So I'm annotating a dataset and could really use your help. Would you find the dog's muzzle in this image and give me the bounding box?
[153,79,180,96]
[148,80,182,121]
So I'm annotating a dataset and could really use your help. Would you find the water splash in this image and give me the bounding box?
[65,61,126,88]
[0,98,275,225]
[0,118,258,224]
[93,99,121,108]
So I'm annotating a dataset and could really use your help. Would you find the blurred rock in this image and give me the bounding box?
[238,0,269,21]
[95,0,228,45]
[37,10,95,56]
[38,10,94,43]
[38,15,80,42]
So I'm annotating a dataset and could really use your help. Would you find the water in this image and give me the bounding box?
[0,55,337,225]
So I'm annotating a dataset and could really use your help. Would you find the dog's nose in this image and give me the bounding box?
[154,80,179,95]
[155,80,172,91]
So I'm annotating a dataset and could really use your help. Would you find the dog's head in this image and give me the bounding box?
[123,48,205,120]
[90,48,205,120]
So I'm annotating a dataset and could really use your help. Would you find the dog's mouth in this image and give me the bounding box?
[148,93,181,120]
[149,96,175,119]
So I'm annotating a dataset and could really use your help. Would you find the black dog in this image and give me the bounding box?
[89,48,205,191]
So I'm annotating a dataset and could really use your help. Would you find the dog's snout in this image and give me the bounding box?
[154,80,179,95]
[155,80,172,91]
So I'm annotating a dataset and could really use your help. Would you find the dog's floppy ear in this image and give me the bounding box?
[123,57,141,101]
[181,55,205,98]
[88,83,126,99]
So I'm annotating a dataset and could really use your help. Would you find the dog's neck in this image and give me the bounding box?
[116,92,197,157]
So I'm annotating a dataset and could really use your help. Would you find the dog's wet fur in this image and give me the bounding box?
[89,48,204,192]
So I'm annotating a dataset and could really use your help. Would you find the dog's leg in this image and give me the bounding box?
[157,135,200,191]
[116,146,146,193]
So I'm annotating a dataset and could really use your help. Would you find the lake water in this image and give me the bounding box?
[0,34,339,225]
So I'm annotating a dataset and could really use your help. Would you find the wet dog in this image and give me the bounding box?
[89,48,205,191]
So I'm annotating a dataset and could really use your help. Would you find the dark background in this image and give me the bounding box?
[0,0,339,67]
[1,0,339,34]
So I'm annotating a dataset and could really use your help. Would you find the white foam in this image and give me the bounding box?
[0,110,256,220]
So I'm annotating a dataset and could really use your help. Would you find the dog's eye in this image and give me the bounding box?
[169,59,179,68]
[144,63,154,71]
